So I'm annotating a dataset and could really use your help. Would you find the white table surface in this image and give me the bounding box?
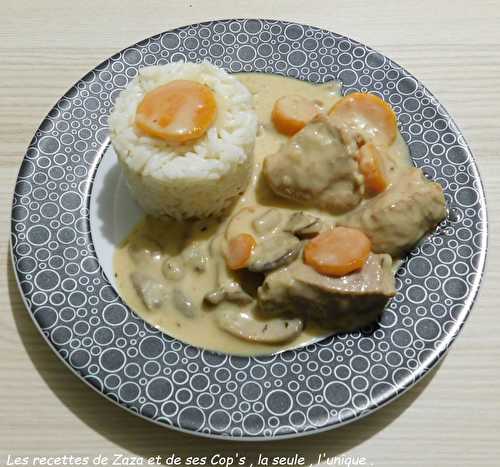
[1,1,499,466]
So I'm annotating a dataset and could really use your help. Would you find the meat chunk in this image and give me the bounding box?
[263,117,363,214]
[339,168,447,257]
[258,254,395,331]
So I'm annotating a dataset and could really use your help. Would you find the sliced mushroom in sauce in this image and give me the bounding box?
[204,281,254,306]
[252,209,283,234]
[130,272,168,310]
[162,257,185,281]
[182,243,208,272]
[128,238,162,266]
[284,212,324,238]
[248,232,301,273]
[172,288,196,318]
[215,308,304,344]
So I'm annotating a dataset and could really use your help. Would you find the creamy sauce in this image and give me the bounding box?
[113,73,411,356]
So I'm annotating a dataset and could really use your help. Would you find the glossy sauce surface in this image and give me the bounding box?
[113,73,411,356]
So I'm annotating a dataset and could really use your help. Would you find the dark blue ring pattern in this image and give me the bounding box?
[11,19,487,439]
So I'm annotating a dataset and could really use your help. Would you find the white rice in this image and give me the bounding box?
[109,62,257,219]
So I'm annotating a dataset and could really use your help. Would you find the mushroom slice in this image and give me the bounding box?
[204,281,254,306]
[284,212,323,238]
[128,238,162,266]
[252,209,283,234]
[248,233,301,273]
[162,257,185,281]
[224,206,259,240]
[204,288,225,306]
[183,243,208,272]
[216,309,303,344]
[130,272,168,310]
[172,288,196,318]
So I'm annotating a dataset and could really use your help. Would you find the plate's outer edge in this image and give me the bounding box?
[10,19,487,440]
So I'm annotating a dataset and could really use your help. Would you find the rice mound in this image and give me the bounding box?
[109,62,257,220]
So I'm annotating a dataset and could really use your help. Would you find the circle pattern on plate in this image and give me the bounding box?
[11,19,487,439]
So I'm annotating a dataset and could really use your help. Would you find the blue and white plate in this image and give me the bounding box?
[10,19,487,440]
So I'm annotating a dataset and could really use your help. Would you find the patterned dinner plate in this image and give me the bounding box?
[10,19,487,440]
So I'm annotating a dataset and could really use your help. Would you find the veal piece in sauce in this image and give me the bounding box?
[114,73,445,356]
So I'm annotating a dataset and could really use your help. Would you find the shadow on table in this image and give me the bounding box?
[8,255,440,464]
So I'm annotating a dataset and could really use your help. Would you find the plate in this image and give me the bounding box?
[10,19,487,440]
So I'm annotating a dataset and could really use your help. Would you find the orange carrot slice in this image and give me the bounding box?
[356,143,389,195]
[271,95,319,136]
[329,92,397,145]
[304,227,371,277]
[135,80,217,143]
[225,233,256,270]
